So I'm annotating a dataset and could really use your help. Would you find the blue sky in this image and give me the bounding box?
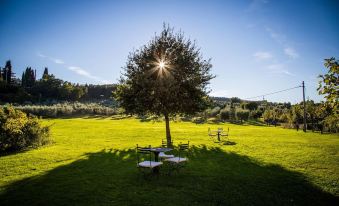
[0,0,338,103]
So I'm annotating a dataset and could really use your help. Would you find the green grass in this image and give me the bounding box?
[0,117,338,205]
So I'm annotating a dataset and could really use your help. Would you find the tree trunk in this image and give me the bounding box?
[164,114,172,147]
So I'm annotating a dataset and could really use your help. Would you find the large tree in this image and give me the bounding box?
[115,25,214,146]
[318,57,338,111]
[317,57,338,132]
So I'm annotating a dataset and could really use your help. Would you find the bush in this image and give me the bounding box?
[12,102,118,117]
[209,107,221,118]
[220,109,230,120]
[236,109,250,122]
[192,117,205,124]
[0,106,50,153]
[249,110,262,119]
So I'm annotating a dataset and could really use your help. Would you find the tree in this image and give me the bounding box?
[236,109,249,123]
[318,57,338,111]
[115,25,214,146]
[21,67,36,87]
[4,60,14,85]
[246,101,258,111]
[42,67,49,80]
[317,57,338,133]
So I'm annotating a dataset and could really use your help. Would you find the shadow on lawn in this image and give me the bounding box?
[0,146,337,206]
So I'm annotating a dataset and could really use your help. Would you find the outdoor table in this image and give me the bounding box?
[212,129,223,141]
[148,147,173,162]
[142,147,173,174]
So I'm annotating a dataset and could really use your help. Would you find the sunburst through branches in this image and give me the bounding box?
[148,53,173,79]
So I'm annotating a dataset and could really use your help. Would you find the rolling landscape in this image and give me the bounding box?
[0,0,338,205]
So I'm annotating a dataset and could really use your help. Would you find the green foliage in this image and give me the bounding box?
[317,57,339,132]
[13,102,118,118]
[206,106,221,118]
[236,109,250,122]
[245,101,259,111]
[249,109,262,119]
[115,25,214,116]
[42,67,49,80]
[0,61,116,103]
[220,108,230,120]
[0,106,49,152]
[115,24,214,143]
[318,57,339,111]
[21,67,36,87]
[230,97,241,104]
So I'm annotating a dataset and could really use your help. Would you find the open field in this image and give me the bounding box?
[0,117,338,205]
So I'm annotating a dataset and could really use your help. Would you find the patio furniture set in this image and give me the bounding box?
[208,127,229,141]
[136,140,189,174]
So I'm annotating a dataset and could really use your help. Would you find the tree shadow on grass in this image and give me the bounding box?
[0,146,337,206]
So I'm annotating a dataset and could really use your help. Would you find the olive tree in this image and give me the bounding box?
[115,25,214,146]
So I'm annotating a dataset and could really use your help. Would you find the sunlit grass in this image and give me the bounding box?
[0,117,338,205]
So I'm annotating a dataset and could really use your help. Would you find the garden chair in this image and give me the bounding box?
[159,139,174,160]
[136,144,162,172]
[164,141,189,168]
[220,127,229,137]
[208,128,217,137]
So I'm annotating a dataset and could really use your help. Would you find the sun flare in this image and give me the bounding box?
[148,55,173,79]
[159,61,165,69]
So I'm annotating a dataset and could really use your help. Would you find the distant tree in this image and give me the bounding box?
[246,101,258,111]
[21,67,36,87]
[291,105,303,130]
[220,108,230,121]
[236,109,249,123]
[115,25,214,146]
[305,100,317,131]
[42,67,49,80]
[231,97,241,104]
[4,60,14,85]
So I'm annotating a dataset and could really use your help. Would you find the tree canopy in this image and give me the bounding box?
[318,57,339,111]
[115,25,214,144]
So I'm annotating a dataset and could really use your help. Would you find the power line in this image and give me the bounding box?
[244,85,302,100]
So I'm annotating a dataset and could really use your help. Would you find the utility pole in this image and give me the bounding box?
[302,81,307,132]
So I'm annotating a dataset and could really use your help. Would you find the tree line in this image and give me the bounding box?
[0,60,116,103]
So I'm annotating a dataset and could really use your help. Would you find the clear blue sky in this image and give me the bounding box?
[1,0,338,103]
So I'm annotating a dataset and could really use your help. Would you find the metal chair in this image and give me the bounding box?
[220,127,230,137]
[136,144,162,171]
[165,141,189,164]
[208,128,217,137]
[159,139,174,160]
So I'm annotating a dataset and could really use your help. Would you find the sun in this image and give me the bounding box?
[159,61,165,69]
[148,54,174,79]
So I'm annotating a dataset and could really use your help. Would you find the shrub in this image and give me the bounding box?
[192,117,205,124]
[249,110,263,119]
[209,106,221,118]
[0,106,50,153]
[236,109,250,122]
[220,109,230,120]
[12,102,117,117]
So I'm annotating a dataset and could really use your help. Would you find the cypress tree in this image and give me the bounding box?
[42,67,49,80]
[5,60,12,85]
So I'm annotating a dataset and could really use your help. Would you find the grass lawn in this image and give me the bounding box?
[0,117,338,205]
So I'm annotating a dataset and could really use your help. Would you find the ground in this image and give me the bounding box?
[0,117,338,205]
